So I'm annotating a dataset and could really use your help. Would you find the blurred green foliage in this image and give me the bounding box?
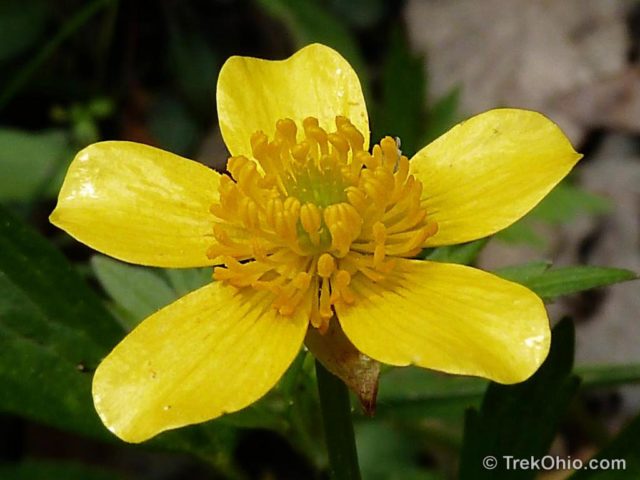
[0,128,69,201]
[0,0,638,479]
[0,0,48,62]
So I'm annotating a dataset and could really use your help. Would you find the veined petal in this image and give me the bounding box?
[93,282,308,443]
[217,43,369,157]
[336,259,550,384]
[50,141,221,268]
[410,109,582,246]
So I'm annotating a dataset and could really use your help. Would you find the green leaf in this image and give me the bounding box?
[490,260,551,283]
[524,267,637,301]
[419,238,489,265]
[91,255,177,330]
[495,263,637,302]
[569,413,640,479]
[255,0,369,98]
[0,460,123,480]
[0,128,69,201]
[163,267,211,297]
[374,27,426,156]
[0,205,123,440]
[91,256,211,329]
[459,318,580,479]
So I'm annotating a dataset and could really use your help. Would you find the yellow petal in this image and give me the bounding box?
[410,109,582,246]
[335,259,550,384]
[93,282,308,443]
[50,141,221,268]
[217,43,369,157]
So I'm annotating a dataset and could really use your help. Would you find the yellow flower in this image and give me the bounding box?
[50,44,581,443]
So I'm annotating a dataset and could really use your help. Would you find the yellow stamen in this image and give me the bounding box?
[317,253,336,278]
[208,117,437,327]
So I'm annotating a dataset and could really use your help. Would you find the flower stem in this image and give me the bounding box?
[315,359,362,480]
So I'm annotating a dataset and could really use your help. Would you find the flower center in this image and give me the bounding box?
[208,116,437,331]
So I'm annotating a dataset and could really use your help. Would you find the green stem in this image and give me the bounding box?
[315,359,362,480]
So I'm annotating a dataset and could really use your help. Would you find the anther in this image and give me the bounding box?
[346,187,368,212]
[370,144,383,169]
[319,278,333,318]
[291,141,310,162]
[303,118,328,155]
[250,132,269,158]
[335,116,350,129]
[380,136,400,166]
[300,203,322,245]
[333,269,355,304]
[240,198,259,229]
[227,156,250,180]
[303,117,320,130]
[335,269,351,285]
[328,133,349,160]
[373,222,386,244]
[336,116,364,150]
[373,244,386,268]
[292,271,312,290]
[276,118,297,144]
[317,253,336,278]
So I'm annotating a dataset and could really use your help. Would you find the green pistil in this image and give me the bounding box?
[296,222,333,253]
[285,163,350,254]
[287,164,347,207]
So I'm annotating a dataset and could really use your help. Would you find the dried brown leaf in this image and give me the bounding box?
[305,319,380,415]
